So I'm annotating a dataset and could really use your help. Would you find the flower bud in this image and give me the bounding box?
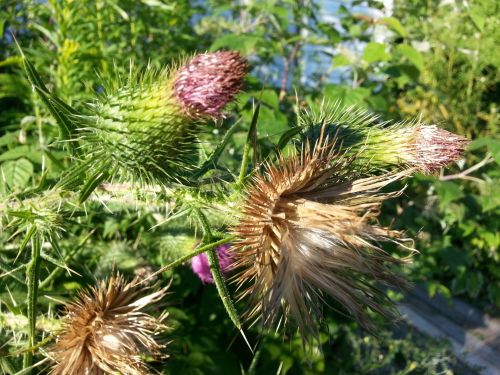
[174,51,248,118]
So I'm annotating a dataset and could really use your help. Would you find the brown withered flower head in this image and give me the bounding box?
[231,128,414,340]
[174,51,248,118]
[50,274,168,375]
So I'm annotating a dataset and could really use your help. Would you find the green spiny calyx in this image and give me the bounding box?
[85,66,199,185]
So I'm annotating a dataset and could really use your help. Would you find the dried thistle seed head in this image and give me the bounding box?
[50,274,168,375]
[231,129,414,340]
[174,51,248,118]
[191,244,234,284]
[300,102,469,173]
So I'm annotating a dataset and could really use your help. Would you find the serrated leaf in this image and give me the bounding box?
[79,166,110,203]
[1,158,33,189]
[19,53,78,142]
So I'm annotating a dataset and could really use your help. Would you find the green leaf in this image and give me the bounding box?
[440,248,469,272]
[466,272,484,298]
[488,284,500,307]
[323,85,371,107]
[477,182,500,212]
[435,181,464,206]
[332,54,352,67]
[19,53,78,142]
[468,8,485,31]
[395,44,423,71]
[79,166,110,203]
[210,34,260,55]
[380,17,407,37]
[363,42,390,63]
[0,73,28,99]
[1,158,34,189]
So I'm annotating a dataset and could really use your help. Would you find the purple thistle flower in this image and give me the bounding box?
[191,244,234,284]
[412,125,470,172]
[174,51,248,118]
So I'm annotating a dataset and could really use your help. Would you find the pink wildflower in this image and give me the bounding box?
[191,244,234,284]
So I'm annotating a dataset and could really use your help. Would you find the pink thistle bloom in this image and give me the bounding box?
[191,244,234,284]
[174,51,248,118]
[412,125,470,172]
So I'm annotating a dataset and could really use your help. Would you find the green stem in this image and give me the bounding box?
[23,234,41,372]
[238,101,260,187]
[238,138,251,186]
[194,209,243,331]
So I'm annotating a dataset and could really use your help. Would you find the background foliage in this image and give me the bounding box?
[0,0,498,373]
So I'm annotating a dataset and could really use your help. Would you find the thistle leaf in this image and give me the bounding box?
[20,55,78,142]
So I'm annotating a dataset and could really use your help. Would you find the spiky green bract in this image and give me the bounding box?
[79,63,202,186]
[299,101,469,173]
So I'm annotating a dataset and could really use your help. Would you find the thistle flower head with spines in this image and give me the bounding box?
[231,127,414,341]
[78,51,247,185]
[50,274,168,375]
[300,101,469,173]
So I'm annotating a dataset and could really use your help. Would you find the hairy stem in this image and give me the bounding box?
[23,234,41,372]
[194,208,243,331]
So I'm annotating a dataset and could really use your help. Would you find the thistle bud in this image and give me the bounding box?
[50,274,168,375]
[300,102,469,173]
[83,51,247,184]
[191,244,234,284]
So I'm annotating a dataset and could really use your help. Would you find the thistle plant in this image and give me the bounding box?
[1,47,470,373]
